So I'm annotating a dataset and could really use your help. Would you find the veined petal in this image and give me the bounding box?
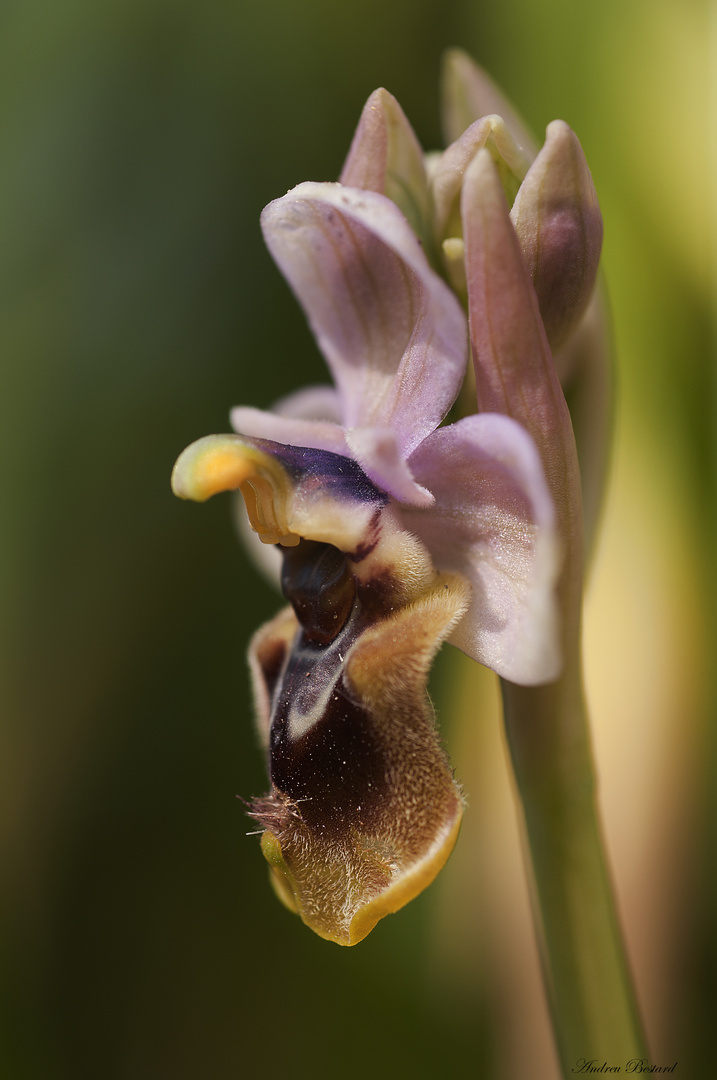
[340,88,433,254]
[402,414,562,685]
[440,48,538,159]
[462,149,584,656]
[230,405,348,456]
[345,425,434,507]
[462,151,579,522]
[261,183,468,459]
[269,384,344,424]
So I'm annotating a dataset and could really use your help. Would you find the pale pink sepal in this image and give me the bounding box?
[232,395,434,509]
[463,148,584,652]
[230,405,348,456]
[402,414,561,685]
[462,149,576,509]
[270,385,344,423]
[260,183,468,460]
[345,426,434,508]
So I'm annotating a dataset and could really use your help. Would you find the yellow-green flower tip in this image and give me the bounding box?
[171,434,266,502]
[171,434,301,546]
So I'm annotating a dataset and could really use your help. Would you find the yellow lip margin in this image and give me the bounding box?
[258,807,463,946]
[345,808,463,946]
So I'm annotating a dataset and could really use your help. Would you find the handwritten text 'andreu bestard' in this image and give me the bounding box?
[572,1062,677,1074]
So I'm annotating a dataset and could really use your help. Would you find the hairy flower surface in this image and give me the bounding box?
[172,51,604,944]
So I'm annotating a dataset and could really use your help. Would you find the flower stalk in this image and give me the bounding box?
[449,51,646,1070]
[501,674,647,1071]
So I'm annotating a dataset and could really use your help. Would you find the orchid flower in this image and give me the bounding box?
[171,52,648,1072]
[170,52,617,965]
[172,179,560,944]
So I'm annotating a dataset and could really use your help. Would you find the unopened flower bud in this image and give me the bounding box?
[511,120,603,350]
[340,88,432,255]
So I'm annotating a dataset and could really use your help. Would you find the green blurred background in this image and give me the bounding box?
[1,1,713,1077]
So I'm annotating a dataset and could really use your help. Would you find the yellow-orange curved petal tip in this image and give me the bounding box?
[172,434,300,545]
[171,434,258,502]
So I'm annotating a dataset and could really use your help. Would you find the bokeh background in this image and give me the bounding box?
[1,1,714,1077]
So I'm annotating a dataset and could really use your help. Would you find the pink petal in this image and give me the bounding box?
[462,148,580,542]
[230,404,348,456]
[401,414,562,685]
[261,183,467,460]
[270,384,344,424]
[345,425,434,507]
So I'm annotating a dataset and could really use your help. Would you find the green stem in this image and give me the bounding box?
[500,666,648,1074]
